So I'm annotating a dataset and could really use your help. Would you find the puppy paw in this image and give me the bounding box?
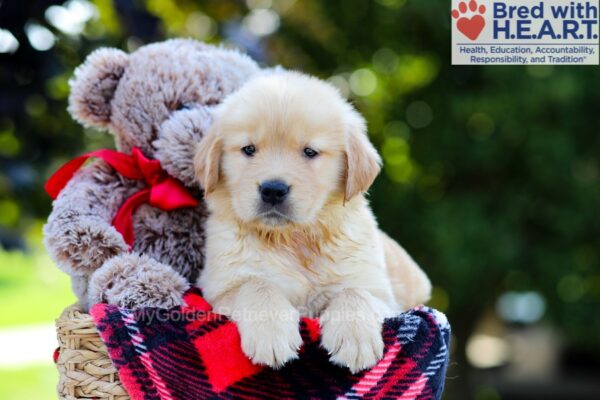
[238,312,302,369]
[321,314,384,373]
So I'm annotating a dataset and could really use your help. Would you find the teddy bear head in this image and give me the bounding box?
[68,38,260,187]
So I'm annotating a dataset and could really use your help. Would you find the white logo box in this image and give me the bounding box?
[451,0,599,65]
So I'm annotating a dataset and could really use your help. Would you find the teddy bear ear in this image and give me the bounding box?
[68,48,129,130]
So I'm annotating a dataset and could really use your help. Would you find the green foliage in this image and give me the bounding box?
[0,1,598,398]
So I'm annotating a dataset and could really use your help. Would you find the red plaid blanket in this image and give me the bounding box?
[90,288,450,399]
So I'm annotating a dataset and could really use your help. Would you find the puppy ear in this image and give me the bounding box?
[68,48,129,130]
[344,110,382,202]
[194,125,222,195]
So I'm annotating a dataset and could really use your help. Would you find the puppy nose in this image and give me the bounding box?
[259,180,290,206]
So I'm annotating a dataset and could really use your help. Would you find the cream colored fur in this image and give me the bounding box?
[194,71,431,373]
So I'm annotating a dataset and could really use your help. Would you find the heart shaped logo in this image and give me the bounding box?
[457,15,485,41]
[452,1,487,41]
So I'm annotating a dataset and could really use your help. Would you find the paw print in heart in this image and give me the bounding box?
[452,0,486,41]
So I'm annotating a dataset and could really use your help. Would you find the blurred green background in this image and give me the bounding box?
[0,0,599,399]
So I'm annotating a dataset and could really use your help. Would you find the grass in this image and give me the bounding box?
[0,225,75,399]
[0,249,75,327]
[0,364,58,400]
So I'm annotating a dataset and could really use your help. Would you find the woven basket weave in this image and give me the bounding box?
[55,305,129,399]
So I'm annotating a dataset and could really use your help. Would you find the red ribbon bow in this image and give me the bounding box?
[45,148,199,247]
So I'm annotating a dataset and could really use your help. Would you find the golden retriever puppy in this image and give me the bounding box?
[193,71,431,373]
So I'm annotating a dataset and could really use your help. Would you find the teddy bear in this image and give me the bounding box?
[43,39,260,311]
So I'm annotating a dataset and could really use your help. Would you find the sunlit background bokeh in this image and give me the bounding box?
[0,1,599,399]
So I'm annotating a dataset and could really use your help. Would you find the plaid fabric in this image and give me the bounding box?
[90,288,450,400]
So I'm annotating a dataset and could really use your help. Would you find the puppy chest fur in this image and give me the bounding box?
[199,198,399,318]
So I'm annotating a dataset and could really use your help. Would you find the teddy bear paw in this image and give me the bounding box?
[44,217,128,275]
[88,253,189,309]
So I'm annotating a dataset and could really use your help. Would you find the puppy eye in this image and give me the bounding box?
[241,145,256,157]
[303,147,319,158]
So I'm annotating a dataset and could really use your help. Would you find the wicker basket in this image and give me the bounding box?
[55,305,129,399]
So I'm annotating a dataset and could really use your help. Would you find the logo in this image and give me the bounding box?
[452,0,487,41]
[451,0,599,65]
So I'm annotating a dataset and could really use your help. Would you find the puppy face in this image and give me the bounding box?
[195,72,381,228]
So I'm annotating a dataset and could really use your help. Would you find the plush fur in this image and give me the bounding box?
[44,39,260,310]
[193,72,432,373]
[87,253,190,308]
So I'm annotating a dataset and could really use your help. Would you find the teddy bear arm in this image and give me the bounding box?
[88,253,190,309]
[43,160,140,280]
